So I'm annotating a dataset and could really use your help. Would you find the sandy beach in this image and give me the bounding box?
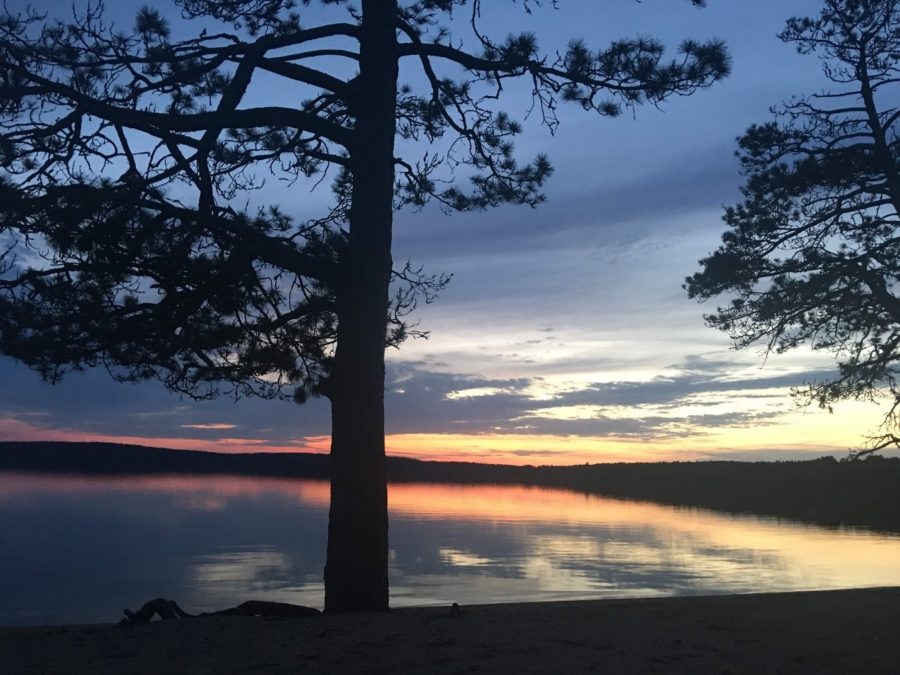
[2,587,899,674]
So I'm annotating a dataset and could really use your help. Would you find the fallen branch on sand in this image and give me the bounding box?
[120,598,320,625]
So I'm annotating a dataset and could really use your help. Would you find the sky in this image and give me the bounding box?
[0,0,893,464]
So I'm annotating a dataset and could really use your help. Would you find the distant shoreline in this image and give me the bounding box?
[3,440,900,533]
[3,587,899,673]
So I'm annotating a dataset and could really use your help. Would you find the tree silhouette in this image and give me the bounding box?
[687,0,900,458]
[0,0,728,611]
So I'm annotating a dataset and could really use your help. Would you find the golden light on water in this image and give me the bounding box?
[386,481,900,599]
[5,471,900,614]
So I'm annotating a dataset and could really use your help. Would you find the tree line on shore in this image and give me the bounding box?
[3,441,899,533]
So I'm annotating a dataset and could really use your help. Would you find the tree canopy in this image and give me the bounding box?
[0,0,729,610]
[0,0,727,402]
[686,0,900,455]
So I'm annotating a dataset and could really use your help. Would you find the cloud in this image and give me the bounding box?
[535,369,832,411]
[392,145,740,266]
[384,357,830,441]
[0,333,840,454]
[0,358,331,444]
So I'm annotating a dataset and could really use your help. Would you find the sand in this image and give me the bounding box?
[3,587,899,674]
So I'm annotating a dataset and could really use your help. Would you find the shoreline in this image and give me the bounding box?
[5,442,900,534]
[4,587,900,673]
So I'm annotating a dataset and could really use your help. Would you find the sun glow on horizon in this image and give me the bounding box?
[0,400,889,466]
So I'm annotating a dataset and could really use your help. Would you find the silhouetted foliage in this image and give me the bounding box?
[687,0,900,457]
[0,0,728,610]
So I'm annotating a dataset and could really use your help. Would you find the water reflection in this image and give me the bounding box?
[2,471,900,625]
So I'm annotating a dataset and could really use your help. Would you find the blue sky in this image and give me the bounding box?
[1,0,888,463]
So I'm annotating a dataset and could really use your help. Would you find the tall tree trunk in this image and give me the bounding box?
[323,0,398,613]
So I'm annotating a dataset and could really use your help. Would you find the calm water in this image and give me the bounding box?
[2,471,900,626]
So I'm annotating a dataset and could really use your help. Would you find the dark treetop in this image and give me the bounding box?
[0,0,728,403]
[0,0,728,611]
[687,0,900,455]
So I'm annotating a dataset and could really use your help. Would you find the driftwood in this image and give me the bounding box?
[120,598,320,625]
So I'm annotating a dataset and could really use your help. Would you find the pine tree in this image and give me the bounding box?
[687,0,900,457]
[1,0,728,610]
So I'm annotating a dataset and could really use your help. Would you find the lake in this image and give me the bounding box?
[2,471,900,626]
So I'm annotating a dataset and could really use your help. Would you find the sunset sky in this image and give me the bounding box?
[0,0,891,464]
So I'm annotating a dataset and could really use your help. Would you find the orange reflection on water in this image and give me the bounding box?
[0,472,331,509]
[388,482,610,522]
[5,471,900,595]
[387,482,900,593]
